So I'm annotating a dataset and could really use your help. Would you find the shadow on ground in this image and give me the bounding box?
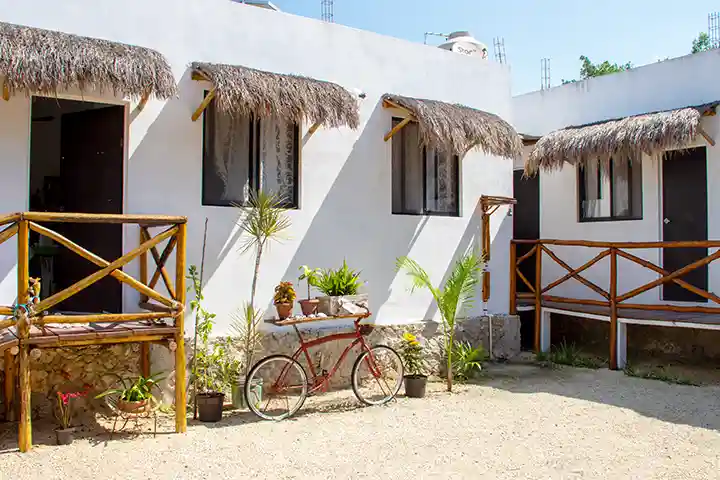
[481,362,720,432]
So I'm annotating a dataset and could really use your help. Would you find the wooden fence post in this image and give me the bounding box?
[4,349,14,421]
[17,219,31,452]
[609,248,618,370]
[174,223,187,433]
[509,241,517,315]
[533,243,542,352]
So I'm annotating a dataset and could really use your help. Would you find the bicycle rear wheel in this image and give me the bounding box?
[351,345,403,406]
[245,354,308,421]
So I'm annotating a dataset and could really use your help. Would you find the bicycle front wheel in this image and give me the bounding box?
[245,354,308,421]
[351,345,404,406]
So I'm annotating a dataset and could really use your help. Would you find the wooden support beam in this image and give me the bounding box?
[0,318,15,329]
[139,227,149,304]
[21,211,186,226]
[383,116,413,142]
[516,244,538,266]
[4,349,14,421]
[0,223,18,247]
[305,121,323,140]
[382,98,414,117]
[2,82,9,101]
[130,92,151,122]
[36,312,170,325]
[191,88,216,122]
[509,241,517,315]
[609,248,618,370]
[697,124,716,147]
[32,226,178,314]
[533,245,542,352]
[139,301,175,314]
[140,343,151,378]
[174,222,187,434]
[45,334,171,348]
[142,227,177,299]
[17,220,31,452]
[30,222,175,309]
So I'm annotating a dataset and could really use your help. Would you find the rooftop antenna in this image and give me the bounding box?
[710,12,720,49]
[541,58,551,90]
[321,0,334,22]
[493,37,507,64]
[424,32,449,45]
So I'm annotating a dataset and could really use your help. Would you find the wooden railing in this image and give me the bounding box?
[0,212,187,452]
[510,239,720,369]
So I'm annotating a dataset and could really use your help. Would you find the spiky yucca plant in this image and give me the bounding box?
[396,252,482,392]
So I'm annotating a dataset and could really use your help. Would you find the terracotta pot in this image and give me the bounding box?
[299,298,319,316]
[117,398,150,414]
[404,375,427,398]
[197,392,225,422]
[275,302,293,319]
[55,427,75,445]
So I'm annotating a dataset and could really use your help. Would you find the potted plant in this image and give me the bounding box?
[55,388,89,445]
[399,333,428,398]
[188,265,226,422]
[230,303,263,409]
[96,374,163,414]
[273,281,296,319]
[298,265,321,315]
[396,252,482,392]
[314,260,367,316]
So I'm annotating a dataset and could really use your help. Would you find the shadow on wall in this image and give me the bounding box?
[421,193,512,321]
[278,101,426,323]
[124,68,244,312]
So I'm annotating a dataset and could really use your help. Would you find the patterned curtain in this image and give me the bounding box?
[258,116,296,205]
[436,152,457,213]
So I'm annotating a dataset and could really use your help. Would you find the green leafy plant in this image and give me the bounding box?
[298,265,322,299]
[399,332,426,377]
[187,265,239,394]
[313,260,362,296]
[452,341,487,382]
[396,252,482,392]
[273,281,296,305]
[236,190,292,308]
[548,341,605,369]
[96,373,164,402]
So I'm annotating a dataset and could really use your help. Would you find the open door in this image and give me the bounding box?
[662,147,708,302]
[56,105,125,312]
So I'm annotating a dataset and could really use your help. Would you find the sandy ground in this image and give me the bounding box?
[1,364,719,479]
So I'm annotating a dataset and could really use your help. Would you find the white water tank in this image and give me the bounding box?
[438,31,489,60]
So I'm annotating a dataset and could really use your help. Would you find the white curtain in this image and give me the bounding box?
[258,116,296,204]
[212,111,250,204]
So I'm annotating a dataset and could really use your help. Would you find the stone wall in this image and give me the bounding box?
[0,344,141,421]
[153,315,521,401]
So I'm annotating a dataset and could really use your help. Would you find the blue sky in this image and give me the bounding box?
[272,0,718,94]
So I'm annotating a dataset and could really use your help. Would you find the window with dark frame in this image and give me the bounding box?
[202,96,300,208]
[391,118,460,216]
[578,155,642,221]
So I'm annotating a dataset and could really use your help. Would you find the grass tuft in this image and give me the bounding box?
[623,364,701,386]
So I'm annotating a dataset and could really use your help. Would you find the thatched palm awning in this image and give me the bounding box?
[526,102,720,175]
[191,62,360,129]
[0,22,176,99]
[382,94,522,159]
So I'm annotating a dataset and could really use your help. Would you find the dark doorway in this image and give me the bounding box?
[513,169,540,350]
[29,97,125,313]
[662,147,708,302]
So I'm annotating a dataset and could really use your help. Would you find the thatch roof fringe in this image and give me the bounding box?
[526,102,719,175]
[192,62,360,129]
[0,22,177,99]
[382,94,522,159]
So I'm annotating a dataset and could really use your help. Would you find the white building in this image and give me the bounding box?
[0,0,519,336]
[513,48,720,368]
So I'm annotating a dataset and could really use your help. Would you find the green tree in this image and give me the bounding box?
[396,252,482,392]
[692,32,714,54]
[562,55,633,84]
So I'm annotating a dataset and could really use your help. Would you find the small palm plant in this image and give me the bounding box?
[236,190,292,308]
[396,252,482,392]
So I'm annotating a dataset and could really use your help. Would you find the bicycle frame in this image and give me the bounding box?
[289,317,376,393]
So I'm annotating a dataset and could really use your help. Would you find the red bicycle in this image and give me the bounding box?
[245,313,404,420]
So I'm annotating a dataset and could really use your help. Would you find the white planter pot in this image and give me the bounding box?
[317,294,369,316]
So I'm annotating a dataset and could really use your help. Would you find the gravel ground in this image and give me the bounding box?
[1,365,719,479]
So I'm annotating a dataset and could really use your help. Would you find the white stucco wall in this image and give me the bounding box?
[0,0,514,335]
[513,50,720,305]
